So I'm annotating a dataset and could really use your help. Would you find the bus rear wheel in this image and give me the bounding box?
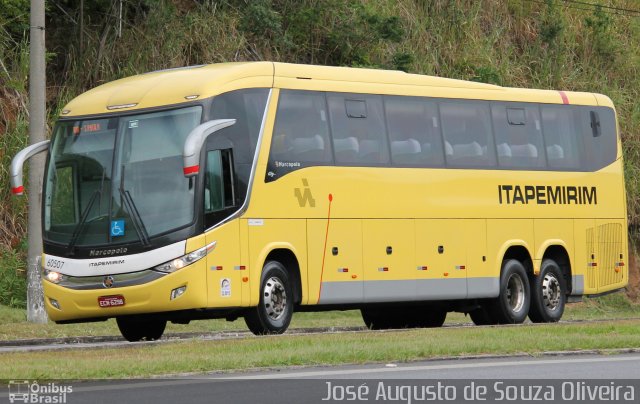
[244,261,293,335]
[490,259,531,324]
[528,259,566,323]
[116,317,166,342]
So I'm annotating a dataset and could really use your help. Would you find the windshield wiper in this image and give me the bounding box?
[67,168,106,254]
[118,165,151,246]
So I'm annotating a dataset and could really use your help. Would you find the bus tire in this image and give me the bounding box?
[528,259,566,323]
[361,308,385,329]
[244,261,293,335]
[361,308,402,329]
[116,317,166,342]
[417,308,447,328]
[469,304,498,326]
[490,259,530,324]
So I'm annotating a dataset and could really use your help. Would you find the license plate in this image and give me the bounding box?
[98,295,125,308]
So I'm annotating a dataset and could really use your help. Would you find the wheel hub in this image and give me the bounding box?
[542,273,561,310]
[263,277,287,321]
[506,273,525,313]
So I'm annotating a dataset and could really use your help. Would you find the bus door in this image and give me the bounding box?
[203,147,242,307]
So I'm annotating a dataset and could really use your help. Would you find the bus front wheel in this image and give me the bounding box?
[491,259,531,324]
[244,261,293,335]
[528,259,566,323]
[116,317,166,342]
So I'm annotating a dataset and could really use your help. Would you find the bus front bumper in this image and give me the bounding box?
[42,261,209,322]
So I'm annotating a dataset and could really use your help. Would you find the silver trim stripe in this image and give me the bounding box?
[56,270,166,290]
[572,274,585,295]
[319,277,499,304]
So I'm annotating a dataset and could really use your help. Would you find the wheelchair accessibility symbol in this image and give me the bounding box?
[111,220,125,237]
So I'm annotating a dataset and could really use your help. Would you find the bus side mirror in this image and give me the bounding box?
[10,140,51,195]
[183,119,236,177]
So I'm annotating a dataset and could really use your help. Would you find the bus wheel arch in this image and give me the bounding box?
[244,248,301,335]
[540,245,572,294]
[244,260,294,334]
[491,258,531,324]
[469,245,533,326]
[263,248,303,306]
[502,245,534,276]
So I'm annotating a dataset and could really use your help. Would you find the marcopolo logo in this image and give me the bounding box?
[8,381,72,403]
[294,178,316,208]
[89,247,128,257]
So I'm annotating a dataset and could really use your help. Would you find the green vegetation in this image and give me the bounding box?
[2,318,639,379]
[2,0,640,307]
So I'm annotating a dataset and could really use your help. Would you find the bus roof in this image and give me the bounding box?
[60,62,613,118]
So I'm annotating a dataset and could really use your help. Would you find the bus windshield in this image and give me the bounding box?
[44,106,202,247]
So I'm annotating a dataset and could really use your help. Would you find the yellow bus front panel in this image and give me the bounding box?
[43,258,209,322]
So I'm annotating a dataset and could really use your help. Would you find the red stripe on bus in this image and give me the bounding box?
[318,194,333,302]
[559,91,569,105]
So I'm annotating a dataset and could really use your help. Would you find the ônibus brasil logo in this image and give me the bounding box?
[8,380,72,403]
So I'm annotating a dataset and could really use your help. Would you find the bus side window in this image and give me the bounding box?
[269,90,332,165]
[211,88,269,200]
[579,106,617,171]
[384,96,444,167]
[327,93,389,165]
[440,100,496,168]
[204,149,235,214]
[491,103,545,169]
[541,106,583,170]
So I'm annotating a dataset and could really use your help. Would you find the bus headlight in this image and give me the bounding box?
[44,269,65,284]
[155,241,216,273]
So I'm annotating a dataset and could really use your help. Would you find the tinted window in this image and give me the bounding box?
[270,90,332,164]
[579,106,617,171]
[385,96,444,167]
[327,93,389,165]
[492,103,545,169]
[541,105,582,170]
[441,101,496,167]
[50,165,77,225]
[113,107,202,240]
[210,88,269,164]
[210,88,269,200]
[203,149,237,228]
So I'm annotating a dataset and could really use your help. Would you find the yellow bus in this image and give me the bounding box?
[11,62,628,341]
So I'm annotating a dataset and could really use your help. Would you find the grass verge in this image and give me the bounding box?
[0,293,638,341]
[1,319,639,379]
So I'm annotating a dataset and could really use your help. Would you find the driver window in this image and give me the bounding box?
[204,149,235,214]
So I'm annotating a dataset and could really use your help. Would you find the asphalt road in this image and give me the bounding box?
[2,352,639,404]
